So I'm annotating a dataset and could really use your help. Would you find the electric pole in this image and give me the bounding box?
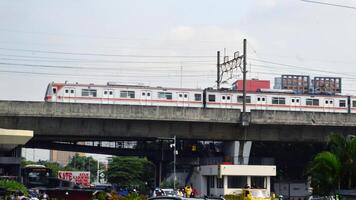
[217,51,220,89]
[243,39,247,115]
[217,39,249,126]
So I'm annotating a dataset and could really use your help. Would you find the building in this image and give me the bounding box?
[191,164,276,196]
[0,128,33,177]
[312,77,341,94]
[281,75,310,94]
[232,79,270,92]
[50,150,85,166]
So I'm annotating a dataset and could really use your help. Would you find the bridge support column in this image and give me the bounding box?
[224,141,252,164]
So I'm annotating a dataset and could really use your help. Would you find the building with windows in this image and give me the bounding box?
[190,164,276,196]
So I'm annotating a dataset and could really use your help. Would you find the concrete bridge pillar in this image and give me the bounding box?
[224,141,252,165]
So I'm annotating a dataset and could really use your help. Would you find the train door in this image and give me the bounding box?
[63,87,75,103]
[103,89,114,104]
[290,97,301,111]
[141,90,152,105]
[256,95,267,110]
[324,98,334,112]
[177,92,189,107]
[69,88,76,103]
[221,94,232,108]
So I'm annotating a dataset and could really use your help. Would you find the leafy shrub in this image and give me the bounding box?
[0,179,28,196]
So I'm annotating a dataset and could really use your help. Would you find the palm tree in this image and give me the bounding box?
[308,151,341,195]
[308,133,356,194]
[328,134,356,189]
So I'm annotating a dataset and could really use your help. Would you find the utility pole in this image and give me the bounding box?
[217,51,220,89]
[243,39,247,115]
[173,135,176,190]
[218,39,249,126]
[97,160,100,183]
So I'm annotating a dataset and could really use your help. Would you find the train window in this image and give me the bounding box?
[184,94,188,98]
[147,93,151,96]
[104,91,108,95]
[179,94,183,98]
[353,101,356,107]
[237,96,251,103]
[65,89,69,93]
[158,92,172,100]
[257,97,260,101]
[330,100,333,104]
[272,97,286,105]
[120,91,135,98]
[70,90,74,94]
[109,91,113,95]
[227,96,231,100]
[222,96,226,100]
[262,97,266,101]
[292,99,295,103]
[325,100,328,104]
[306,98,319,106]
[296,99,300,103]
[142,92,146,96]
[52,88,57,94]
[339,100,346,107]
[82,89,97,97]
[208,94,216,102]
[194,94,202,101]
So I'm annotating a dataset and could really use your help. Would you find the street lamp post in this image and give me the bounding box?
[173,136,176,190]
[159,136,177,190]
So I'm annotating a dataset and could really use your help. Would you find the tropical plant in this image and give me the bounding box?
[0,179,28,196]
[308,133,356,195]
[308,152,341,194]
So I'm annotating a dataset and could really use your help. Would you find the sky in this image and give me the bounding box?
[3,0,356,160]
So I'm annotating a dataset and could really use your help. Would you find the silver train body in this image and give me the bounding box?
[45,82,356,113]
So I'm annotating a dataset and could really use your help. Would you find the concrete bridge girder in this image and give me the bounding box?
[0,101,356,142]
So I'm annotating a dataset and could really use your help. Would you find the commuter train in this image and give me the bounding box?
[45,82,356,113]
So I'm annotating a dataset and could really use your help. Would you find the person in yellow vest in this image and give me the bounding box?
[185,185,192,197]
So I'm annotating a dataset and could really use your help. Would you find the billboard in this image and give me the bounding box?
[58,171,90,187]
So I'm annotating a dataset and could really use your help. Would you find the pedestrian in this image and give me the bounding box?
[185,185,192,198]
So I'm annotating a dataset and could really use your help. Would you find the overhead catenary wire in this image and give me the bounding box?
[300,0,356,10]
[249,58,356,77]
[0,47,216,58]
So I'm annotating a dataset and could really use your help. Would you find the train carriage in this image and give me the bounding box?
[45,82,204,107]
[204,89,349,113]
[45,82,351,113]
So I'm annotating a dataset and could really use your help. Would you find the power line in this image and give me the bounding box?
[0,28,238,45]
[0,61,217,73]
[249,63,356,81]
[0,47,215,58]
[0,56,215,65]
[0,68,216,79]
[300,0,356,10]
[249,58,356,77]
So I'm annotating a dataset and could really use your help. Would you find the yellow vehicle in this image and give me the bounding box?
[238,189,273,200]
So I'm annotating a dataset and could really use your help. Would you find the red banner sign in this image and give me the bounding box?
[58,171,90,187]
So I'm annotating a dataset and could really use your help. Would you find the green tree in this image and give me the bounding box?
[37,160,64,177]
[107,157,154,192]
[65,153,101,182]
[308,152,341,195]
[308,133,356,195]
